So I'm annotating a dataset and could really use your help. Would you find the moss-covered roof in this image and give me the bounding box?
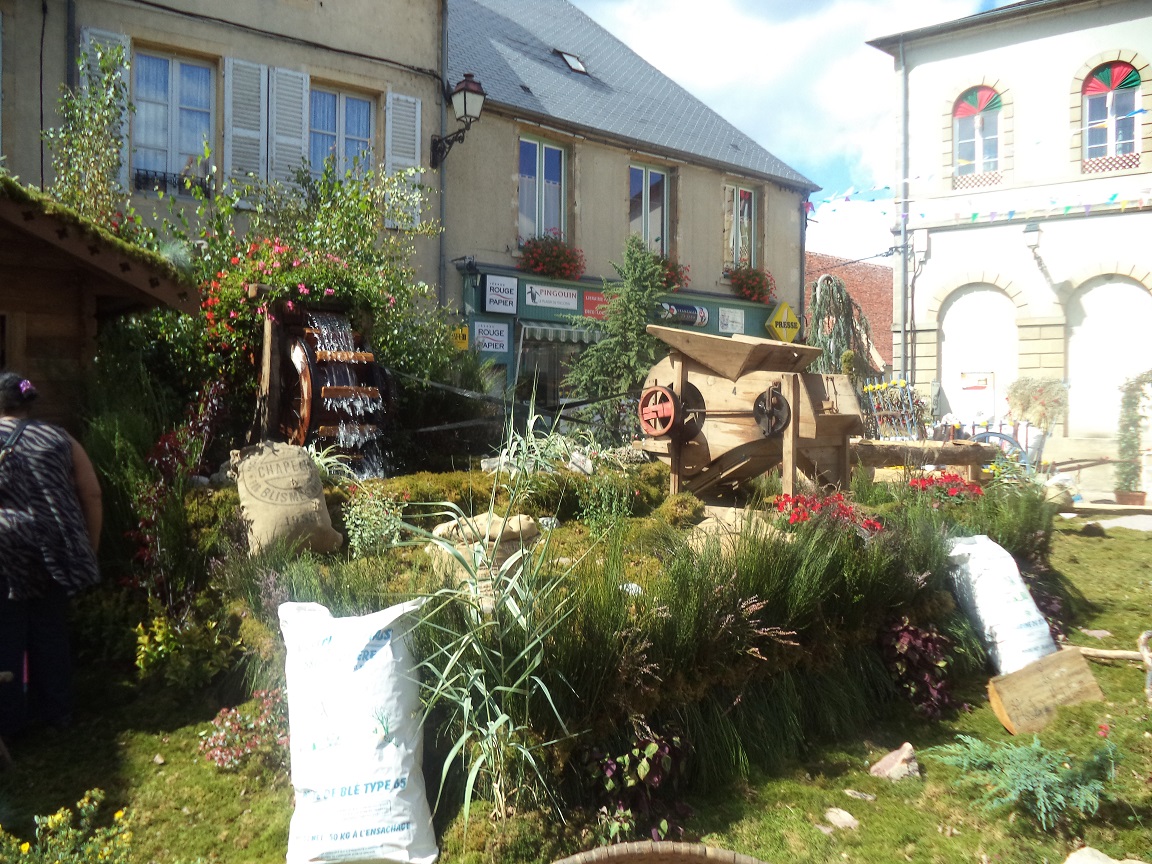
[0,174,197,313]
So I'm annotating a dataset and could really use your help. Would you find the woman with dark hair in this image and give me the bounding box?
[0,372,102,745]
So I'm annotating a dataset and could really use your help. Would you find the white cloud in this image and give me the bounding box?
[569,0,985,255]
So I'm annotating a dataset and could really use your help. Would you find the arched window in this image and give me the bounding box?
[953,86,1001,188]
[1082,61,1141,172]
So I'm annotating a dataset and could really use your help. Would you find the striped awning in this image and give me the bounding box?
[520,323,603,343]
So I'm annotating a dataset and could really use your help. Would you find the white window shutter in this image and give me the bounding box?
[224,58,268,183]
[385,92,422,227]
[269,67,309,184]
[79,27,131,190]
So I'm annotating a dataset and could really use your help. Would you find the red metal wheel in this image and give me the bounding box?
[638,386,681,438]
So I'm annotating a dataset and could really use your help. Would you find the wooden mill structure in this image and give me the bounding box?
[637,325,864,496]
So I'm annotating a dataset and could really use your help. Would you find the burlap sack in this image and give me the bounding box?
[233,442,343,554]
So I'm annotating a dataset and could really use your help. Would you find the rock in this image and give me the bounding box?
[686,509,790,556]
[814,824,834,837]
[153,753,166,765]
[843,789,876,801]
[1079,628,1113,640]
[869,742,920,781]
[538,516,559,531]
[1063,848,1149,864]
[824,808,858,830]
[1080,522,1107,537]
[567,451,595,475]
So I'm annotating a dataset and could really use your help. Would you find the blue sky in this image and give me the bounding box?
[567,0,1002,258]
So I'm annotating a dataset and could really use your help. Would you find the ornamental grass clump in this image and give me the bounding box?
[518,229,586,281]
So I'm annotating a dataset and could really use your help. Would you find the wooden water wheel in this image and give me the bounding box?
[258,304,394,458]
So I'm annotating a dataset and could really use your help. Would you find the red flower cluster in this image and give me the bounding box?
[726,265,776,304]
[907,472,984,502]
[655,254,690,292]
[518,229,586,281]
[774,491,883,532]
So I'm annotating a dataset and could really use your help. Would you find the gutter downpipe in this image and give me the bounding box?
[437,0,448,306]
[798,193,808,339]
[899,36,910,380]
[66,0,77,87]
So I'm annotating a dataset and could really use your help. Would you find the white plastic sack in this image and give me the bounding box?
[947,535,1057,676]
[279,600,437,864]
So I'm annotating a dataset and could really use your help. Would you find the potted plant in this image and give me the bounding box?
[726,264,775,304]
[654,254,690,292]
[518,229,586,281]
[1114,368,1152,505]
[1005,376,1069,464]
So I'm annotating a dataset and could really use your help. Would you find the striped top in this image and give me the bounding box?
[0,418,99,600]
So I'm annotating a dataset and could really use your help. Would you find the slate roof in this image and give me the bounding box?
[448,0,817,193]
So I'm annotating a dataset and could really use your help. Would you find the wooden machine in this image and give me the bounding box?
[637,325,864,496]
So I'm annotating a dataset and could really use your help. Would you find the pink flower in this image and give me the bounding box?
[1098,723,1110,737]
[298,284,309,295]
[229,311,238,318]
[286,300,294,311]
[324,288,335,296]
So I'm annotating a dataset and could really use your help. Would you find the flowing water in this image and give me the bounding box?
[304,310,393,477]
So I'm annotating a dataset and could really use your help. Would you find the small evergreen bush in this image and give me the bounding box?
[924,734,1120,830]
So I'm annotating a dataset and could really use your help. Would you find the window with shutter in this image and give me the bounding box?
[309,88,373,176]
[385,92,422,227]
[270,68,309,183]
[224,58,267,185]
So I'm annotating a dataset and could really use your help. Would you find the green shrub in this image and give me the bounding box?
[0,789,130,864]
[924,734,1120,830]
[652,492,705,528]
[344,485,408,557]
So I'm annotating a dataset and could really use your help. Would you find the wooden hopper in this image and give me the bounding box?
[638,325,863,496]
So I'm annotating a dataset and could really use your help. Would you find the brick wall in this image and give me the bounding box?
[804,252,894,368]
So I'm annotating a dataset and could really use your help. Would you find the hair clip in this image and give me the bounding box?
[18,379,37,397]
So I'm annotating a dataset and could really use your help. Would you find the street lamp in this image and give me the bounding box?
[430,73,486,169]
[1023,221,1042,250]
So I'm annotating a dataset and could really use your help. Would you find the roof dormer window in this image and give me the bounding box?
[557,51,587,74]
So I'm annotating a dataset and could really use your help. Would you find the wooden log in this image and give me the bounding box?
[987,649,1104,735]
[1060,644,1144,662]
[851,439,999,468]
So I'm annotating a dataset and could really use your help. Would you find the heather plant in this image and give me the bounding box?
[924,734,1121,830]
[0,789,131,864]
[198,689,289,772]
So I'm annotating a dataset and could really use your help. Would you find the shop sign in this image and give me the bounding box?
[474,321,509,353]
[718,307,744,334]
[659,302,709,327]
[583,291,609,320]
[767,301,800,342]
[485,275,518,313]
[525,283,579,310]
[451,325,469,351]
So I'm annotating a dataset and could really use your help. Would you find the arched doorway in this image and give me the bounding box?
[1066,276,1152,437]
[938,285,1018,424]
